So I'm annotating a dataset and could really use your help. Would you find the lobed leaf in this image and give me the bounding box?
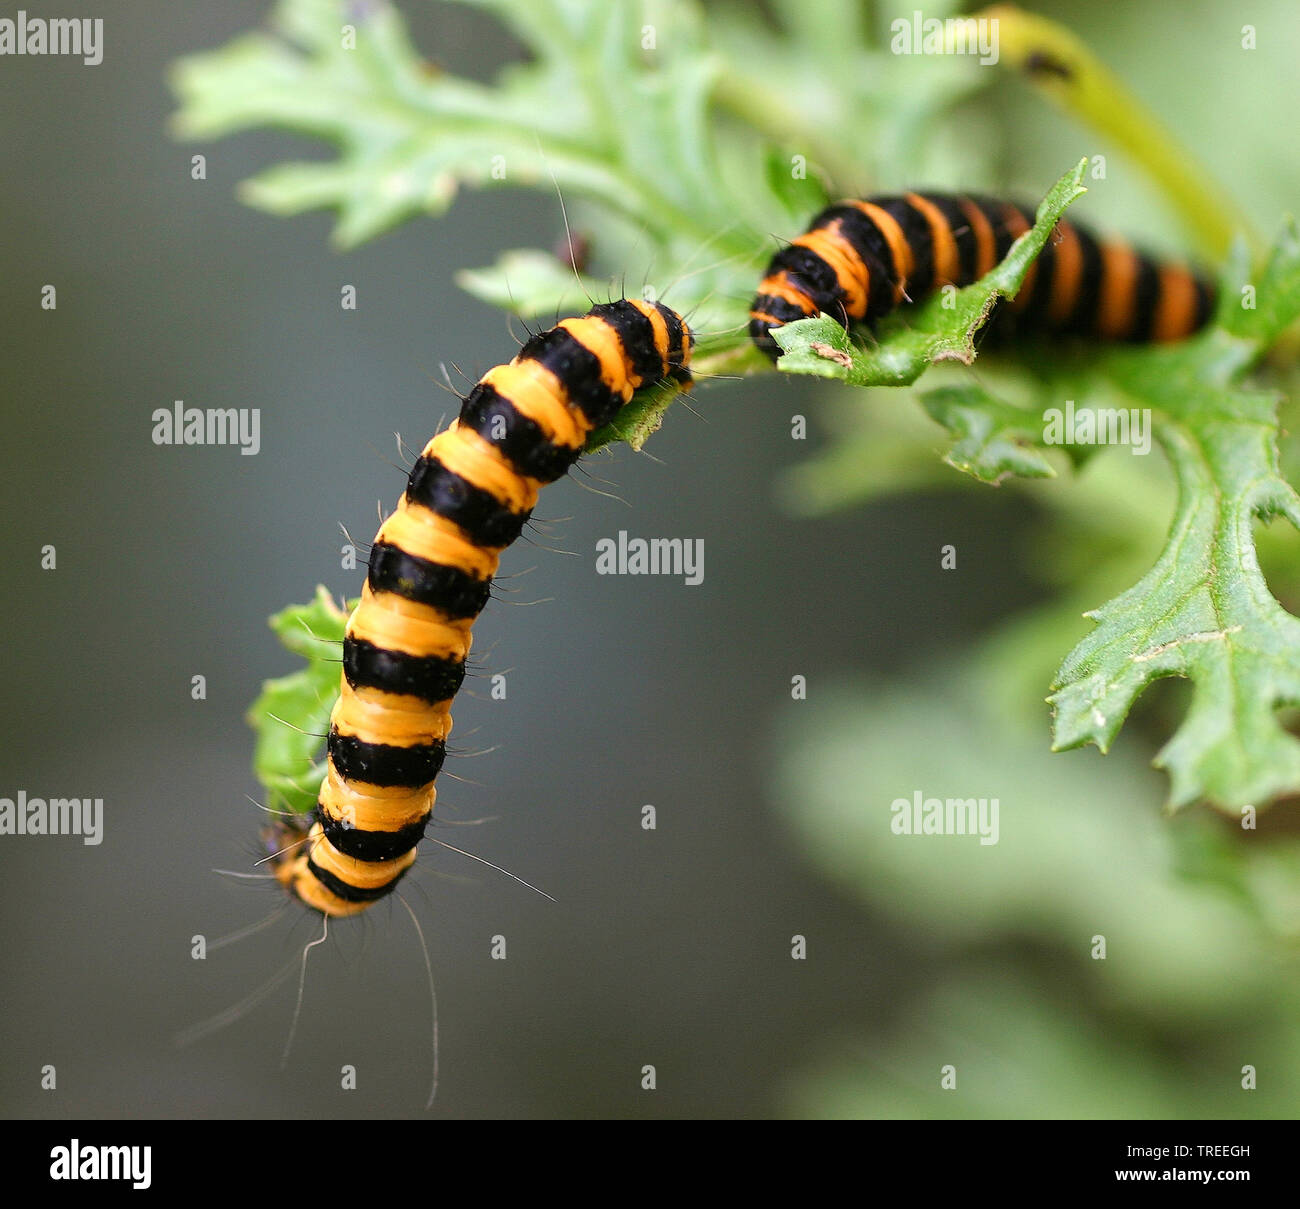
[1050,229,1300,808]
[246,587,349,815]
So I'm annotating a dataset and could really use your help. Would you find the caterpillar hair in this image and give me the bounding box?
[270,299,693,916]
[749,192,1215,357]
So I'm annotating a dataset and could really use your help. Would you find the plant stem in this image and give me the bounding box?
[710,65,863,191]
[979,4,1259,263]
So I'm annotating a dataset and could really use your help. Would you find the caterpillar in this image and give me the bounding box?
[749,192,1216,357]
[269,299,693,917]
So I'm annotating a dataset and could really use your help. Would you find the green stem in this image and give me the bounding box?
[979,4,1259,262]
[710,65,862,191]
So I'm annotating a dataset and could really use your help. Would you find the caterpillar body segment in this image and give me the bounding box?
[272,300,693,916]
[749,192,1215,357]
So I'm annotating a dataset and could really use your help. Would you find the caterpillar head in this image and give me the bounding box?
[262,815,312,898]
[263,815,413,918]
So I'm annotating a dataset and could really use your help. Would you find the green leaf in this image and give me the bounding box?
[761,145,832,222]
[169,0,759,268]
[770,160,1088,384]
[586,376,685,452]
[707,0,989,193]
[455,250,611,321]
[920,384,1057,484]
[1221,224,1300,345]
[1050,227,1300,809]
[246,586,349,814]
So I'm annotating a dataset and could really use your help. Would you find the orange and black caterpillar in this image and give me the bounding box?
[271,300,693,916]
[749,192,1215,357]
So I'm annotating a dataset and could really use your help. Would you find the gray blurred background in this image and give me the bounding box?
[2,0,1297,1119]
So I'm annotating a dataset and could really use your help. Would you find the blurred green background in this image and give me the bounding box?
[2,0,1299,1118]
